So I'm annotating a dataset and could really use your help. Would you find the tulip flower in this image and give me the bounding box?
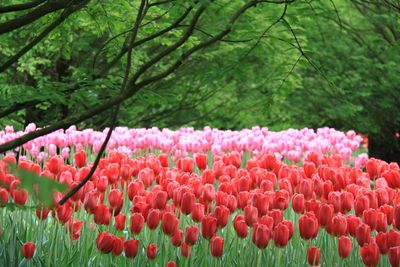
[359,242,380,267]
[162,212,178,236]
[307,246,321,266]
[147,243,158,260]
[201,215,218,240]
[22,242,35,260]
[299,212,319,240]
[338,236,352,258]
[112,237,124,256]
[147,209,160,230]
[273,222,290,247]
[252,223,270,249]
[74,150,86,168]
[130,213,145,235]
[115,213,126,231]
[210,236,224,258]
[124,239,139,258]
[181,226,197,246]
[96,232,115,253]
[389,246,400,267]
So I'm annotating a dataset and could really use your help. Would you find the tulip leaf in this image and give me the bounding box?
[8,163,68,206]
[18,259,27,267]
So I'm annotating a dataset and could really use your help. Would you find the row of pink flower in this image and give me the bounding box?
[0,124,366,164]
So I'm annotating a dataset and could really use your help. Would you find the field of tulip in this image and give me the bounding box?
[1,125,399,267]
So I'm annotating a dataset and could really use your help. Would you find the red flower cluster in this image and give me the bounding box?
[2,149,400,265]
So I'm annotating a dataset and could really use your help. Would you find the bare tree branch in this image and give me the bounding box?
[130,6,206,83]
[96,6,193,77]
[0,0,46,13]
[0,2,88,73]
[0,0,292,154]
[0,0,78,34]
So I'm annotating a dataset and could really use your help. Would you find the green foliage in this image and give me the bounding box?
[8,163,68,206]
[0,0,398,145]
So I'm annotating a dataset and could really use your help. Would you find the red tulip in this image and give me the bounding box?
[47,156,62,175]
[115,213,126,231]
[124,239,139,258]
[281,220,294,239]
[347,215,362,237]
[318,203,334,227]
[329,213,347,237]
[108,189,123,209]
[181,157,194,173]
[273,190,289,210]
[94,204,111,226]
[147,243,158,260]
[298,179,314,200]
[127,181,144,201]
[375,232,389,254]
[203,184,215,203]
[166,261,177,267]
[380,205,394,225]
[195,153,208,171]
[171,230,183,247]
[395,206,400,230]
[356,223,371,246]
[154,190,168,210]
[112,237,124,256]
[192,203,205,222]
[74,150,86,168]
[162,212,178,236]
[244,205,258,227]
[0,188,8,206]
[96,232,115,253]
[363,209,378,231]
[260,154,276,171]
[338,235,352,258]
[366,159,379,179]
[252,223,270,249]
[388,229,400,248]
[56,204,73,224]
[307,246,321,266]
[96,176,108,192]
[12,189,28,205]
[181,192,195,215]
[234,216,248,238]
[67,218,83,240]
[210,236,224,258]
[376,211,388,232]
[328,191,342,213]
[106,163,120,184]
[181,242,191,258]
[36,208,50,220]
[147,209,160,230]
[201,215,218,239]
[158,153,169,167]
[304,162,316,178]
[299,212,319,240]
[83,190,99,214]
[130,213,144,235]
[214,205,230,228]
[269,209,283,228]
[185,225,199,245]
[273,222,290,247]
[22,242,35,259]
[355,196,370,217]
[292,193,305,214]
[341,191,354,213]
[389,246,400,267]
[359,242,380,267]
